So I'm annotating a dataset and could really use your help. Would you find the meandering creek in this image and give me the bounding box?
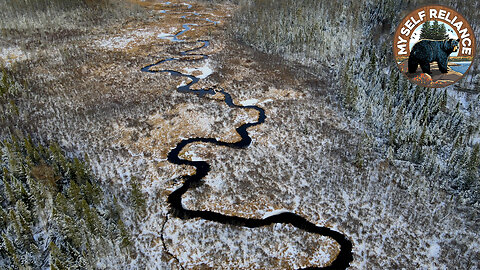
[141,5,353,269]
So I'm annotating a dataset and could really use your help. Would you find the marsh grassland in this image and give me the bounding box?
[0,0,479,269]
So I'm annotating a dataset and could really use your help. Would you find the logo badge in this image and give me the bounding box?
[393,5,476,88]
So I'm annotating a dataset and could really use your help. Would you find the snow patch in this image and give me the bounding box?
[472,135,480,145]
[182,150,203,161]
[0,47,29,66]
[428,241,441,258]
[260,98,273,104]
[205,18,220,25]
[157,32,175,41]
[177,79,189,87]
[184,59,213,79]
[240,99,258,106]
[207,176,225,190]
[262,209,290,219]
[95,30,157,49]
[96,36,134,49]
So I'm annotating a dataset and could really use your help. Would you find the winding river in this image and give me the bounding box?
[141,6,353,269]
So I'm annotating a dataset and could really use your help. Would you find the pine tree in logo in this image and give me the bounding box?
[420,20,448,40]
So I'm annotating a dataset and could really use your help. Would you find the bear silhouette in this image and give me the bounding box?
[408,38,460,74]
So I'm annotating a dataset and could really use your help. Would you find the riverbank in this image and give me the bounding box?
[397,60,464,87]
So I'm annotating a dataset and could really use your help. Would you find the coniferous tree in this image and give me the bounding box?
[369,49,377,72]
[465,144,480,186]
[117,219,132,250]
[2,172,16,204]
[438,23,448,39]
[0,135,135,269]
[2,233,20,267]
[420,20,448,40]
[420,21,432,40]
[129,177,146,219]
[431,20,447,39]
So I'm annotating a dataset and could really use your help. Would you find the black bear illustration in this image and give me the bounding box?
[408,38,460,74]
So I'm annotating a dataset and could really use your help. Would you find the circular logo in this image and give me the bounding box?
[393,5,476,88]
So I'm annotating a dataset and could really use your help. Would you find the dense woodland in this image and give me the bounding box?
[231,0,480,204]
[0,68,146,268]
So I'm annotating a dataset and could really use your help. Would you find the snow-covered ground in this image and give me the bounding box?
[157,32,176,41]
[183,59,213,79]
[240,98,258,106]
[0,47,29,66]
[94,28,179,50]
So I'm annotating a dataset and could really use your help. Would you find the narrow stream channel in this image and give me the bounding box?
[141,7,353,269]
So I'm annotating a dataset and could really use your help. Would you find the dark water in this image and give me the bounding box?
[141,14,353,270]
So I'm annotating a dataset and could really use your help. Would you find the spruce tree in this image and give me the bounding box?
[465,144,480,186]
[369,49,377,72]
[2,233,20,267]
[438,23,448,39]
[432,20,440,39]
[420,21,431,40]
[420,20,448,40]
[0,207,7,228]
[129,177,146,219]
